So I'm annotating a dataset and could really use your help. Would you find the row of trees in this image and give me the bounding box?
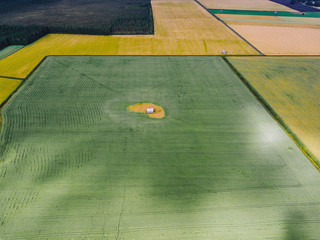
[291,0,320,6]
[0,0,59,14]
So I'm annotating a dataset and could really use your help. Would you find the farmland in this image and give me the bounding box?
[0,0,257,79]
[198,0,294,11]
[0,77,21,107]
[1,56,320,239]
[0,0,154,50]
[0,0,320,238]
[227,24,320,55]
[227,56,320,167]
[216,11,320,55]
[0,45,24,60]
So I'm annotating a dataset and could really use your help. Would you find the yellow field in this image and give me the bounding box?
[228,56,320,165]
[228,24,320,55]
[198,0,295,11]
[0,0,257,79]
[0,78,21,106]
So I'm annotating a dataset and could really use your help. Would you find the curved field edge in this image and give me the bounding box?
[225,56,320,171]
[1,56,320,239]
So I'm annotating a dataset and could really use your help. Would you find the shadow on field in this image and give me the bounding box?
[284,211,307,240]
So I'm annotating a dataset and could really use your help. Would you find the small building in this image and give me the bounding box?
[221,50,227,54]
[147,108,154,114]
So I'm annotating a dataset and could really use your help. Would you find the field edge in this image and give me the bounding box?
[223,56,320,171]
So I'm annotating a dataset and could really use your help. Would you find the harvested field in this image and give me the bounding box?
[0,45,24,60]
[279,16,320,25]
[198,0,294,11]
[226,20,320,29]
[0,77,21,106]
[0,0,257,79]
[227,24,320,55]
[1,56,320,239]
[228,56,320,167]
[218,14,320,27]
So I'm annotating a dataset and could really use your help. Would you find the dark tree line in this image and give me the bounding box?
[292,0,320,6]
[0,0,59,14]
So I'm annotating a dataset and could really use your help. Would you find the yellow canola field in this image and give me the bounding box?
[198,0,295,11]
[0,0,257,79]
[228,56,320,166]
[0,78,21,106]
[228,24,320,55]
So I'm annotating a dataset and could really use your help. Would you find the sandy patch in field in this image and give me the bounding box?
[198,0,295,11]
[228,24,320,54]
[128,103,165,119]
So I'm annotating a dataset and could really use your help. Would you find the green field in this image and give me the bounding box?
[1,56,320,239]
[0,45,24,61]
[210,9,320,17]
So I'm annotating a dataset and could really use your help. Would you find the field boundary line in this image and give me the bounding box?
[0,45,26,61]
[0,56,48,111]
[0,80,24,110]
[0,76,24,81]
[193,0,264,56]
[222,56,320,172]
[229,55,320,57]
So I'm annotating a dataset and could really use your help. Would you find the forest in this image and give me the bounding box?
[0,0,154,50]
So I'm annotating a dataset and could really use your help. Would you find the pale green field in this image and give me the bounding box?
[0,56,320,239]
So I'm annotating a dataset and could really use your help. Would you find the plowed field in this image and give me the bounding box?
[1,56,320,239]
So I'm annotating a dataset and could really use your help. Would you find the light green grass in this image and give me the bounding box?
[0,56,320,239]
[0,45,24,61]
